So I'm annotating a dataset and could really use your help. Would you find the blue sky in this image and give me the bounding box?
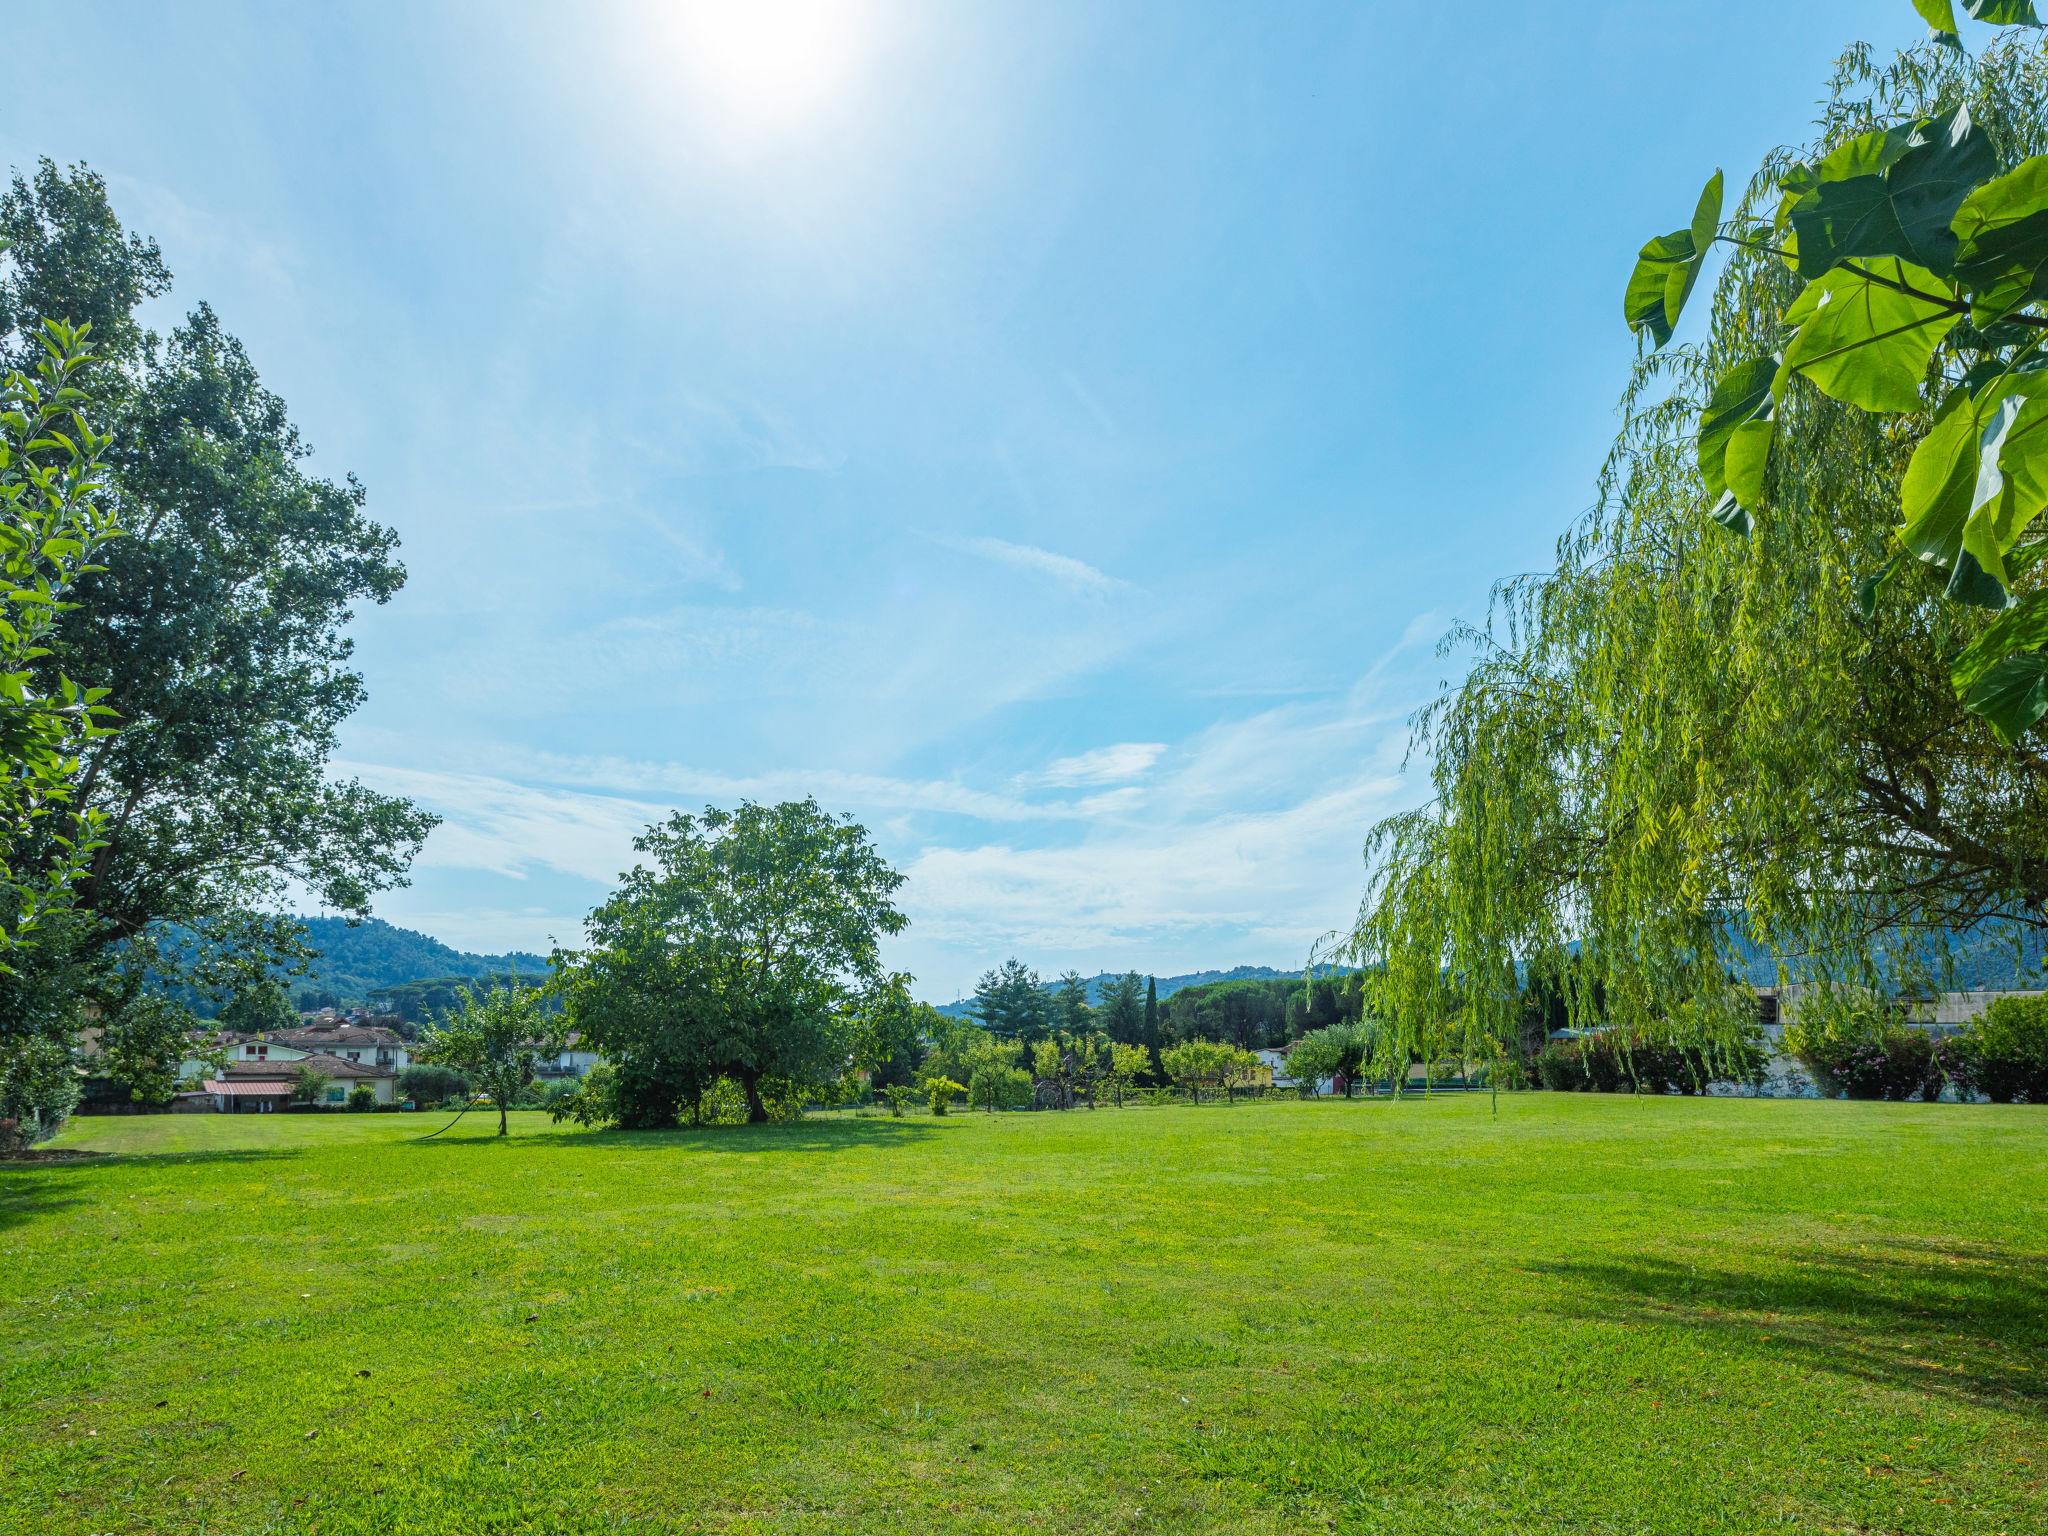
[15,2,1932,999]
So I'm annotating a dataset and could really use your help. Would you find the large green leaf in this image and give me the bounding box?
[1911,0,1961,35]
[1775,257,1961,412]
[1624,170,1722,348]
[1962,0,2041,23]
[1951,155,2048,323]
[1900,376,2048,602]
[1953,589,2048,693]
[1902,388,1983,563]
[1789,108,1993,277]
[1962,650,2048,742]
[1624,231,1693,347]
[1960,389,2048,587]
[1696,356,1776,533]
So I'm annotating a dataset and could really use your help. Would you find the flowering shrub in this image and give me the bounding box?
[1532,1030,1764,1094]
[1941,997,2048,1103]
[1784,996,1943,1101]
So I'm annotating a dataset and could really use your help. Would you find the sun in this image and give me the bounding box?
[656,0,870,136]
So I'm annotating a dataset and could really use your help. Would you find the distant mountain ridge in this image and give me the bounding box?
[933,963,1355,1018]
[292,915,548,1003]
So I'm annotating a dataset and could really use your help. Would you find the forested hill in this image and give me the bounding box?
[292,916,549,1003]
[935,964,1351,1018]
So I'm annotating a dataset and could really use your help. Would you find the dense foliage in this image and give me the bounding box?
[554,800,909,1125]
[0,161,433,1027]
[1338,30,2048,1083]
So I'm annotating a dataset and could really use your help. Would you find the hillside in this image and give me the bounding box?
[290,916,548,1003]
[934,963,1354,1018]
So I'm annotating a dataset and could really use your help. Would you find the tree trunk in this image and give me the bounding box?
[497,1100,508,1136]
[740,1069,768,1124]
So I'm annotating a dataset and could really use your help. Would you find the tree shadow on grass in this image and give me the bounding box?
[1535,1237,2048,1418]
[0,1147,298,1231]
[402,1115,945,1156]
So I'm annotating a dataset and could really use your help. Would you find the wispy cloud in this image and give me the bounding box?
[932,533,1128,596]
[1027,741,1166,788]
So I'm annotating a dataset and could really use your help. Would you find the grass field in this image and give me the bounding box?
[5,1096,2046,1535]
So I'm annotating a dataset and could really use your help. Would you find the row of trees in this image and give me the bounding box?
[967,959,1161,1052]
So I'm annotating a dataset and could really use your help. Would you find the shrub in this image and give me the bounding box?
[346,1084,376,1112]
[0,1037,80,1149]
[1785,996,1943,1101]
[1946,996,2048,1103]
[397,1063,468,1107]
[1534,1042,1587,1091]
[967,1063,1032,1112]
[1533,1029,1766,1095]
[880,1084,915,1117]
[923,1076,963,1116]
[549,1060,623,1126]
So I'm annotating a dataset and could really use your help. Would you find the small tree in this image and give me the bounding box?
[291,1063,335,1106]
[880,1083,914,1117]
[968,1062,1031,1111]
[1285,1022,1370,1098]
[1161,1039,1232,1104]
[1220,1046,1264,1104]
[416,984,561,1135]
[346,1083,376,1112]
[1106,1041,1149,1107]
[923,1075,963,1116]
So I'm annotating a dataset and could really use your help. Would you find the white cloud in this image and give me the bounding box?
[1028,741,1166,788]
[933,533,1128,596]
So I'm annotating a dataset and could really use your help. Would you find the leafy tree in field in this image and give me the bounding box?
[290,1063,335,1106]
[1340,24,2048,1080]
[1285,1022,1371,1098]
[556,800,907,1125]
[1098,971,1146,1045]
[971,957,1052,1043]
[919,1011,1009,1088]
[1161,1038,1238,1105]
[967,1061,1031,1111]
[416,984,561,1136]
[0,161,433,1019]
[1106,1041,1150,1107]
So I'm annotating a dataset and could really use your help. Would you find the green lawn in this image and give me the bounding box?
[5,1097,2046,1535]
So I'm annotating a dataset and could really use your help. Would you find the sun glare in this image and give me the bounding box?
[654,0,870,137]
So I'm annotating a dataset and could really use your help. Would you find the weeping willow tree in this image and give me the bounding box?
[1332,28,2048,1086]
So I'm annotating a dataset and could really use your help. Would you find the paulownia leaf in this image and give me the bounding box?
[1789,108,1993,277]
[1963,0,2041,23]
[1960,390,2048,588]
[1776,257,1961,413]
[1962,650,2048,742]
[1951,155,2048,324]
[1697,356,1777,533]
[1901,376,2048,604]
[1912,0,1961,35]
[1953,589,2048,694]
[1624,170,1722,347]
